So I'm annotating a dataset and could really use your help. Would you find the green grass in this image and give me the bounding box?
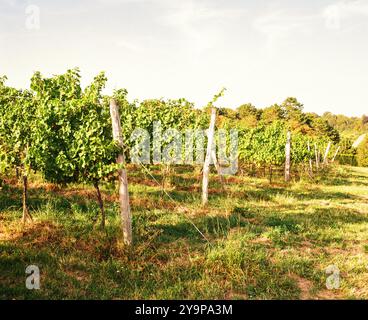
[1,165,368,299]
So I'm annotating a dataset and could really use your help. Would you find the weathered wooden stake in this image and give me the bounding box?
[202,108,216,206]
[269,165,273,183]
[22,175,32,223]
[285,131,291,182]
[110,99,132,246]
[94,181,105,228]
[211,149,225,190]
[323,142,332,165]
[314,143,319,171]
[307,141,313,177]
[332,146,340,163]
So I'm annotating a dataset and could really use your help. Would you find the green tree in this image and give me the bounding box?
[310,116,340,143]
[236,103,260,128]
[357,137,368,167]
[30,69,120,227]
[29,69,83,184]
[282,97,303,120]
[0,76,35,222]
[261,104,284,124]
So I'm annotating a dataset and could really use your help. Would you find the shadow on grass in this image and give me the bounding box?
[152,212,251,244]
[207,186,361,203]
[0,184,103,217]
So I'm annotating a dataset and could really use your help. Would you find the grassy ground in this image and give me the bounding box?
[1,165,368,300]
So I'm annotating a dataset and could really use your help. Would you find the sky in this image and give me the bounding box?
[1,0,368,117]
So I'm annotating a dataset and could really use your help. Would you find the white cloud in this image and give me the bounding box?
[323,0,368,30]
[157,1,245,56]
[1,0,368,117]
[161,1,244,26]
[114,38,141,52]
[253,1,368,52]
[252,9,317,52]
[253,10,310,37]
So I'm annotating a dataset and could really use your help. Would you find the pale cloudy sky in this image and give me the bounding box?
[1,0,368,116]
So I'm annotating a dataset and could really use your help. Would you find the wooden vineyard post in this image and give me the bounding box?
[315,143,319,171]
[21,147,32,224]
[94,182,106,228]
[307,141,313,177]
[285,131,291,182]
[332,146,340,163]
[110,98,132,246]
[323,142,332,165]
[211,149,225,190]
[202,108,216,206]
[22,174,32,223]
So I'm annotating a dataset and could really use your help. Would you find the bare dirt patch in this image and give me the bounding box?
[289,273,314,300]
